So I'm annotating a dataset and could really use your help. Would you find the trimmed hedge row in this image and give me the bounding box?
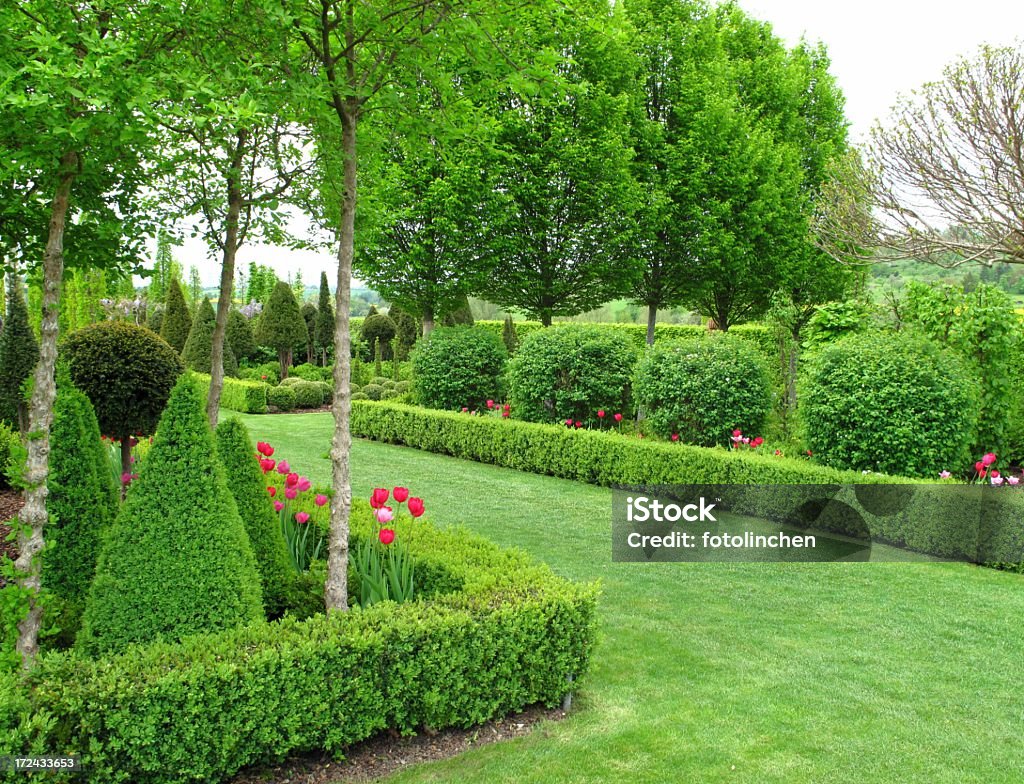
[1,502,598,784]
[193,372,270,414]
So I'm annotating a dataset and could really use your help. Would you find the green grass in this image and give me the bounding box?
[234,411,1024,784]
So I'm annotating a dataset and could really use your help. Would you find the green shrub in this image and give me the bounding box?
[9,503,597,784]
[369,376,392,387]
[389,305,419,360]
[267,385,296,411]
[255,362,280,384]
[215,419,294,616]
[159,278,192,354]
[801,333,978,477]
[507,325,633,424]
[360,313,397,361]
[634,335,772,446]
[317,381,333,404]
[292,380,324,408]
[362,383,384,401]
[279,376,304,387]
[351,391,369,401]
[255,282,308,380]
[395,380,411,395]
[226,308,258,362]
[77,375,263,655]
[41,377,119,644]
[146,308,164,336]
[412,326,507,411]
[0,275,39,431]
[193,373,269,414]
[182,298,238,377]
[380,388,399,400]
[291,362,330,383]
[0,422,19,490]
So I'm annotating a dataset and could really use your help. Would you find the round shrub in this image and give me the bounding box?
[395,381,411,395]
[78,376,263,655]
[381,388,399,400]
[267,385,296,411]
[506,325,633,423]
[370,376,392,387]
[255,362,280,384]
[633,335,772,446]
[412,326,507,411]
[362,383,384,401]
[801,333,978,477]
[291,363,329,383]
[279,376,304,388]
[351,392,369,401]
[292,380,324,409]
[361,314,397,360]
[317,381,333,404]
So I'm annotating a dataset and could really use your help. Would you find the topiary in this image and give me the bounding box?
[370,377,392,387]
[360,314,396,363]
[0,274,39,432]
[214,419,294,617]
[362,383,384,401]
[351,391,369,401]
[226,308,257,362]
[279,376,304,388]
[388,305,419,360]
[633,335,772,446]
[380,388,399,400]
[502,315,519,355]
[412,326,507,412]
[394,381,411,395]
[41,375,119,644]
[292,381,324,409]
[62,321,185,476]
[299,302,317,364]
[801,332,978,477]
[267,385,296,411]
[506,325,633,423]
[314,271,334,366]
[77,375,263,655]
[183,299,238,378]
[159,278,192,354]
[146,307,164,336]
[255,282,307,380]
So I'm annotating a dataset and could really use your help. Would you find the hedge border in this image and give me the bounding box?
[194,372,270,414]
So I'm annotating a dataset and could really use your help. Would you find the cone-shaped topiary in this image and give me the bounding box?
[314,271,334,366]
[183,298,238,377]
[226,308,257,362]
[214,418,293,617]
[0,273,39,432]
[42,373,119,644]
[255,281,307,379]
[160,278,192,353]
[77,375,264,655]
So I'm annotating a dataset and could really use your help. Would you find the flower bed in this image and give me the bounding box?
[0,501,598,784]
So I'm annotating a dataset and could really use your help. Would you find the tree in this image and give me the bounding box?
[160,278,192,354]
[816,44,1024,267]
[313,271,333,366]
[0,273,39,433]
[147,230,179,307]
[226,308,258,362]
[183,298,238,377]
[255,281,307,379]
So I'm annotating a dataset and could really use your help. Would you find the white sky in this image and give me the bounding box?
[170,0,1024,289]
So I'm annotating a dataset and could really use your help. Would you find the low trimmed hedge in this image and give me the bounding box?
[267,385,296,411]
[193,373,269,414]
[2,502,598,784]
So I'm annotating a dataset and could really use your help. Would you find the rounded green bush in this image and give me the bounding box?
[62,321,185,443]
[291,363,329,383]
[360,314,397,360]
[395,381,411,395]
[362,383,384,401]
[380,388,399,400]
[267,385,296,411]
[801,332,979,477]
[255,362,280,384]
[351,392,369,401]
[506,325,633,423]
[78,376,263,655]
[633,334,772,446]
[292,381,324,408]
[316,381,333,404]
[279,376,304,388]
[370,376,392,387]
[412,326,507,411]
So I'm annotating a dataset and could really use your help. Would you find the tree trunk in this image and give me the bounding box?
[541,311,552,327]
[15,149,77,670]
[646,303,657,346]
[325,102,356,613]
[207,134,247,428]
[421,304,434,337]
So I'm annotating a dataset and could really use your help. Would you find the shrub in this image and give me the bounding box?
[389,305,419,360]
[77,375,263,655]
[634,335,772,446]
[182,298,238,377]
[507,325,633,423]
[255,362,280,384]
[267,385,296,411]
[395,380,411,395]
[193,373,268,414]
[351,391,369,401]
[226,308,258,362]
[801,333,978,477]
[292,380,324,409]
[291,362,330,383]
[215,419,294,616]
[362,383,384,401]
[412,326,507,411]
[380,388,399,400]
[0,422,19,490]
[370,376,392,387]
[159,278,192,354]
[279,376,304,387]
[317,381,333,404]
[361,313,397,362]
[146,307,164,335]
[41,376,119,644]
[0,274,38,432]
[255,282,307,380]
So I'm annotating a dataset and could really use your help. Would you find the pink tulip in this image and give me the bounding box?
[297,476,312,492]
[370,487,390,509]
[259,458,275,473]
[277,460,290,474]
[315,493,328,507]
[285,472,299,488]
[982,452,997,466]
[393,487,409,503]
[375,506,394,524]
[671,433,679,442]
[295,512,310,524]
[614,413,623,423]
[939,471,951,479]
[273,500,285,512]
[285,487,298,500]
[487,399,494,409]
[992,476,1004,486]
[267,486,277,497]
[1008,476,1020,486]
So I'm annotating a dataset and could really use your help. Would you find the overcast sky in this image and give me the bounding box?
[170,1,1024,290]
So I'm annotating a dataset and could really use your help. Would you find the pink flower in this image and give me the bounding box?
[992,469,1001,478]
[732,429,743,437]
[939,471,951,479]
[259,458,275,473]
[120,471,132,485]
[975,461,985,473]
[487,399,495,409]
[297,476,312,492]
[614,413,623,423]
[1008,476,1020,486]
[277,460,291,474]
[565,418,573,427]
[379,528,395,545]
[982,452,997,466]
[462,407,469,412]
[295,512,310,524]
[375,506,394,524]
[315,493,328,507]
[502,410,510,418]
[752,437,764,448]
[774,449,782,456]
[671,433,679,442]
[273,500,285,512]
[408,497,425,518]
[285,487,298,500]
[597,410,605,418]
[393,487,409,503]
[285,472,299,488]
[992,476,1004,486]
[256,441,274,457]
[267,486,277,497]
[574,421,582,428]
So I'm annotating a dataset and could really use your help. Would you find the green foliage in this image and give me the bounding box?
[502,315,518,354]
[412,326,507,411]
[255,282,307,377]
[0,275,38,431]
[0,422,20,490]
[634,335,772,446]
[145,308,163,335]
[182,298,238,377]
[389,305,419,360]
[226,309,257,362]
[801,333,978,477]
[314,272,334,365]
[159,278,192,354]
[41,377,118,644]
[507,325,633,423]
[278,376,304,388]
[362,384,384,401]
[77,376,263,655]
[316,381,333,404]
[360,313,397,361]
[804,300,875,347]
[214,419,293,616]
[442,294,475,326]
[193,373,269,415]
[292,380,324,409]
[290,362,331,383]
[62,321,185,441]
[267,385,296,411]
[299,302,317,362]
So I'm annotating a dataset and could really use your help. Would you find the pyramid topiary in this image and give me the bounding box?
[0,274,39,432]
[226,308,257,362]
[160,278,192,353]
[77,375,263,655]
[214,418,293,617]
[183,298,238,377]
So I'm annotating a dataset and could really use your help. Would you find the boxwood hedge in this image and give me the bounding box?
[193,372,269,414]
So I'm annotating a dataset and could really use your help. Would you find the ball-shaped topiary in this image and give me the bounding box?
[360,313,397,361]
[801,332,979,477]
[279,377,305,388]
[215,418,294,617]
[412,326,507,412]
[77,375,263,655]
[633,335,772,446]
[267,385,296,411]
[506,325,633,423]
[362,383,384,401]
[183,299,238,378]
[292,380,324,408]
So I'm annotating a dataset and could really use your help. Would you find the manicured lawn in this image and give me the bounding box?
[236,411,1024,784]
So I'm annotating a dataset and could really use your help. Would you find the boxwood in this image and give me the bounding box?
[193,373,269,414]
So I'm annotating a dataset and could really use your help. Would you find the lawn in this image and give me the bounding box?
[236,411,1024,784]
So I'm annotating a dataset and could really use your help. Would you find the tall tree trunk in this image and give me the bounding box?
[646,303,657,346]
[207,134,246,428]
[421,304,434,336]
[325,102,356,612]
[15,150,77,669]
[541,312,552,327]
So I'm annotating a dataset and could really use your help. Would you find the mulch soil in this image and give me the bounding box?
[0,489,24,585]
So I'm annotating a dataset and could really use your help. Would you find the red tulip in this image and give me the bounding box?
[379,528,396,545]
[671,433,679,442]
[983,452,997,466]
[256,441,274,456]
[370,487,390,509]
[733,429,743,437]
[752,437,764,447]
[267,486,276,497]
[393,487,409,503]
[277,460,290,474]
[502,410,510,418]
[285,472,299,488]
[408,497,425,518]
[565,419,573,427]
[462,407,469,412]
[295,512,310,524]
[614,413,623,423]
[259,458,275,474]
[597,410,605,418]
[575,421,582,428]
[992,469,1001,478]
[975,461,985,473]
[487,399,495,409]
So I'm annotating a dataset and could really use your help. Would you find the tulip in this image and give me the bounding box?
[975,461,985,473]
[379,528,396,545]
[393,487,409,503]
[273,500,285,512]
[979,469,987,479]
[992,470,1001,478]
[992,476,1004,486]
[267,486,277,497]
[982,452,997,466]
[502,410,510,418]
[315,493,328,507]
[285,472,299,488]
[277,460,291,474]
[297,476,312,492]
[1008,476,1020,486]
[285,487,298,500]
[259,458,275,473]
[295,512,310,524]
[575,421,582,428]
[752,437,764,447]
[732,429,743,437]
[487,399,495,409]
[565,419,573,427]
[671,433,679,442]
[939,471,951,479]
[375,506,394,524]
[370,487,390,509]
[462,407,469,412]
[120,471,132,485]
[597,410,605,418]
[614,413,623,422]
[263,443,274,456]
[408,497,425,518]
[774,449,782,457]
